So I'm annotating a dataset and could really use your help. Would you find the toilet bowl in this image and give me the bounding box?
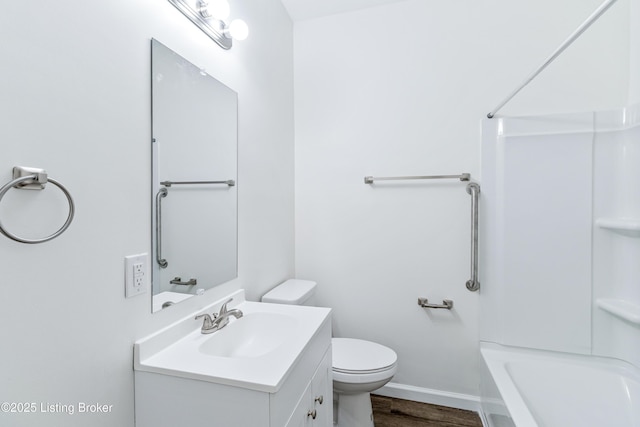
[262,279,398,427]
[332,337,397,426]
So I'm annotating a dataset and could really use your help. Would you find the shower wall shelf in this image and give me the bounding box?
[596,299,640,325]
[596,218,640,234]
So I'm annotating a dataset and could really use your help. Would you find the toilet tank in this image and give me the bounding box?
[261,279,317,306]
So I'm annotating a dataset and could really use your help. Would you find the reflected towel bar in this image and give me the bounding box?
[364,173,470,184]
[161,180,235,187]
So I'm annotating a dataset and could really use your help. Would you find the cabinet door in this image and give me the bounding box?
[310,350,332,427]
[285,350,333,427]
[285,384,313,427]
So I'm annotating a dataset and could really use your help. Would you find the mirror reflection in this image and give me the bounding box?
[151,39,238,312]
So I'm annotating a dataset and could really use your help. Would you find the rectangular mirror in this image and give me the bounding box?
[151,39,238,312]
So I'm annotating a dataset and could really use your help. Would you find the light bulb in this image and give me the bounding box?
[210,0,230,19]
[227,19,249,41]
[199,0,230,20]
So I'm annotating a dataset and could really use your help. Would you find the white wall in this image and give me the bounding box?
[294,0,629,400]
[0,1,293,426]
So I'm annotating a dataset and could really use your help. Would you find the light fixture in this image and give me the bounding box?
[168,0,248,50]
[198,0,229,20]
[224,19,249,41]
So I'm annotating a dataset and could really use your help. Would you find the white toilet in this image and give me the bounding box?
[262,279,397,427]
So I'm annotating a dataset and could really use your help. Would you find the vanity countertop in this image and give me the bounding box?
[134,290,331,393]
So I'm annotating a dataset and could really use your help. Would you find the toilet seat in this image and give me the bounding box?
[332,338,397,383]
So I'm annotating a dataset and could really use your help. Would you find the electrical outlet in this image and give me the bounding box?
[125,253,148,298]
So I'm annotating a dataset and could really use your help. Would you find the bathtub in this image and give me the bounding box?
[479,342,640,427]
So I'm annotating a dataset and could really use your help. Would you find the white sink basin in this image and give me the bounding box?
[198,312,298,358]
[134,290,331,392]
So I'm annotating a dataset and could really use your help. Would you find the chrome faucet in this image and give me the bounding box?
[195,298,243,334]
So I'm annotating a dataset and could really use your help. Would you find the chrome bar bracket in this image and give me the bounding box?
[12,166,48,189]
[418,298,453,310]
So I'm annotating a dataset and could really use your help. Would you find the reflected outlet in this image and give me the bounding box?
[125,253,148,298]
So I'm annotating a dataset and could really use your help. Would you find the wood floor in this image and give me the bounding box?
[371,395,483,427]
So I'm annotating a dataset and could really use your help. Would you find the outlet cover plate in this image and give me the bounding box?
[125,253,148,298]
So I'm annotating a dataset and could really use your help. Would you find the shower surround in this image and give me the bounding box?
[479,104,640,426]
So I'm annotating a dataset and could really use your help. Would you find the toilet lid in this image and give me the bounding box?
[332,338,397,374]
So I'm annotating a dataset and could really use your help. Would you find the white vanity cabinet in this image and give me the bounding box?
[134,292,332,427]
[284,350,331,427]
[135,336,331,427]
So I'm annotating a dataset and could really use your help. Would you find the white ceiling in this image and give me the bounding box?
[280,0,409,22]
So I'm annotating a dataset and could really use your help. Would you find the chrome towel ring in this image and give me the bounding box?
[0,166,75,244]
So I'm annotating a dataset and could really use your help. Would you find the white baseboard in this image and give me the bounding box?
[373,382,483,414]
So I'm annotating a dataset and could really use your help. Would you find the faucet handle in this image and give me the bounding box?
[218,298,233,315]
[195,313,215,329]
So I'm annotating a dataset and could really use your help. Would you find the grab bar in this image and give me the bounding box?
[466,183,480,291]
[487,0,619,118]
[155,187,168,268]
[364,173,480,291]
[160,180,235,187]
[0,166,75,244]
[364,173,470,184]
